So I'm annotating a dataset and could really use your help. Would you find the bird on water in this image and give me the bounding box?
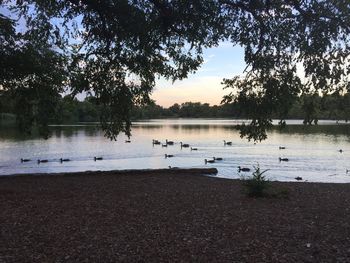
[223,140,232,146]
[238,166,250,172]
[180,142,190,148]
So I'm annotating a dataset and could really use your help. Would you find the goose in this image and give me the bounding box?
[125,140,131,143]
[279,146,286,150]
[165,154,174,158]
[166,139,174,145]
[205,159,215,164]
[180,142,190,148]
[190,147,198,151]
[295,176,303,181]
[213,157,223,161]
[20,158,31,163]
[94,157,103,161]
[238,166,250,172]
[223,140,232,146]
[37,159,49,163]
[60,158,70,162]
[279,157,289,162]
[152,139,161,145]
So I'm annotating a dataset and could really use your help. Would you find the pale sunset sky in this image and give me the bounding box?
[151,43,246,107]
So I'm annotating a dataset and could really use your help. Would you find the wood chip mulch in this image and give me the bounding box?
[1,170,350,262]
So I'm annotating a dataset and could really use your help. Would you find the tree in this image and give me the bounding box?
[1,0,349,141]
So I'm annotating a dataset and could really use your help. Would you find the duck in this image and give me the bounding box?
[162,144,168,147]
[190,147,198,151]
[168,166,179,169]
[238,166,250,172]
[205,159,215,164]
[125,140,131,143]
[223,140,232,146]
[166,139,174,145]
[339,149,343,153]
[60,158,70,162]
[213,157,223,161]
[37,159,49,163]
[94,157,103,161]
[165,154,174,158]
[279,157,289,162]
[295,176,303,181]
[346,169,349,174]
[180,142,190,148]
[279,146,286,150]
[20,158,31,163]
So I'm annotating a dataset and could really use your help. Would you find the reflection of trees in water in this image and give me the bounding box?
[269,125,350,137]
[0,125,100,140]
[1,123,350,141]
[135,124,237,131]
[0,127,39,140]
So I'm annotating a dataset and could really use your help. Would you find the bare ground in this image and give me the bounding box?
[1,169,350,262]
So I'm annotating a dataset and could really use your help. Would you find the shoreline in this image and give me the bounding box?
[2,170,350,261]
[1,168,350,185]
[0,167,218,179]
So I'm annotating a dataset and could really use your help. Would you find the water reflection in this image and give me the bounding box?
[0,119,350,183]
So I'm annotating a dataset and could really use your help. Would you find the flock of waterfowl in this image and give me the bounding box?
[152,139,297,174]
[19,139,346,181]
[20,156,104,164]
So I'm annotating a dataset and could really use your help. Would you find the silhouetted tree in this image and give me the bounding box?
[1,1,349,140]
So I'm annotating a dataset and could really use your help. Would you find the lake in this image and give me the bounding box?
[0,119,350,183]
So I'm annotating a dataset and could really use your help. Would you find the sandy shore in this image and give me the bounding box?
[1,169,350,262]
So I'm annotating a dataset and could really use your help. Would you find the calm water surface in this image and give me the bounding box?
[0,119,350,183]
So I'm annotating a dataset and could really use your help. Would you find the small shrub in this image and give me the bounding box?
[242,165,270,197]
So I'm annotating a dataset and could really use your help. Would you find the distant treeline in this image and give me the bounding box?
[1,93,350,125]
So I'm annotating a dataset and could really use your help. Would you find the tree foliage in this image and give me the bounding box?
[1,0,350,140]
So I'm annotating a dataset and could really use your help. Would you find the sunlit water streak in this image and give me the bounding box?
[0,119,350,183]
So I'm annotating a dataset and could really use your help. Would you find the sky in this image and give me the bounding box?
[151,43,247,107]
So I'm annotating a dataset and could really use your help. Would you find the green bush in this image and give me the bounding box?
[242,165,270,197]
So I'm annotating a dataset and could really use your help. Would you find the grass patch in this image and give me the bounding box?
[242,164,270,198]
